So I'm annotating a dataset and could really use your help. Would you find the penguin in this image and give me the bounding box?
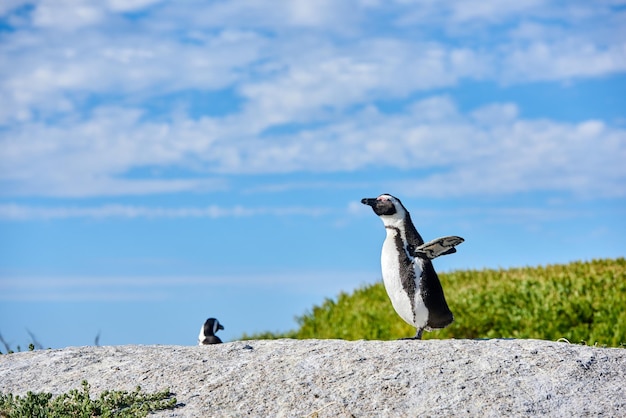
[198,318,224,345]
[361,194,464,339]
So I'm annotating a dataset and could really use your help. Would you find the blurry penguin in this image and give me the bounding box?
[198,317,224,345]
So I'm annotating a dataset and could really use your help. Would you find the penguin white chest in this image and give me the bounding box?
[380,227,428,328]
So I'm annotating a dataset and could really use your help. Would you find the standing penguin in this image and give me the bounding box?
[361,194,464,339]
[198,318,225,345]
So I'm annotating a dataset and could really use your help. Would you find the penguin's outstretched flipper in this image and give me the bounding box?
[414,236,464,260]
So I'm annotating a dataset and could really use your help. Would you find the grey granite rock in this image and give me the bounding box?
[1,339,624,417]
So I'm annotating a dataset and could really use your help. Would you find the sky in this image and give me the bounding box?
[0,0,625,349]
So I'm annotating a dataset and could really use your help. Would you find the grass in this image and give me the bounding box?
[243,258,626,347]
[0,381,178,418]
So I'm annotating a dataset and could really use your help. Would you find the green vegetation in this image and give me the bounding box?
[244,258,626,347]
[0,381,177,418]
[0,345,34,356]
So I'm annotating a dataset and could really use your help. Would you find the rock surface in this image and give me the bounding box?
[1,339,624,417]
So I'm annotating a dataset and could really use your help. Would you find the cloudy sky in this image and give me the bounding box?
[1,0,625,349]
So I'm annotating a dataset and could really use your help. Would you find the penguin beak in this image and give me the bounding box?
[361,198,377,207]
[218,323,224,330]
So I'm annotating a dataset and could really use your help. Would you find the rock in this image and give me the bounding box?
[1,339,624,417]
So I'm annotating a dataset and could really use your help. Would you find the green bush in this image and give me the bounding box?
[245,258,626,347]
[0,380,178,418]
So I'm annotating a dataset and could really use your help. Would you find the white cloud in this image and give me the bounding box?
[2,96,624,198]
[0,0,30,16]
[106,0,162,13]
[156,0,364,32]
[1,1,625,199]
[391,115,626,198]
[0,203,332,220]
[0,28,264,123]
[449,0,544,23]
[501,41,626,82]
[237,39,489,128]
[0,270,371,301]
[32,0,106,30]
[2,0,623,125]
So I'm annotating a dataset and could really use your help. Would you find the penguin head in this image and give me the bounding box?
[203,317,224,337]
[361,194,408,223]
[198,317,225,345]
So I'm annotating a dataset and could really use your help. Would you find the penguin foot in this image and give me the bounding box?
[399,329,423,340]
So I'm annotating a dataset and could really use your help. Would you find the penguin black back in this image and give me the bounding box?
[420,260,454,329]
[398,200,454,330]
[198,317,224,345]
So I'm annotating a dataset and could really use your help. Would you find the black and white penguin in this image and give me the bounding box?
[361,194,464,339]
[198,318,224,345]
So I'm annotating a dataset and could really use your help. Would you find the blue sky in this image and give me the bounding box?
[1,0,625,349]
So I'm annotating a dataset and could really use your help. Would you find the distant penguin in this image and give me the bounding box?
[198,318,224,345]
[361,194,464,339]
